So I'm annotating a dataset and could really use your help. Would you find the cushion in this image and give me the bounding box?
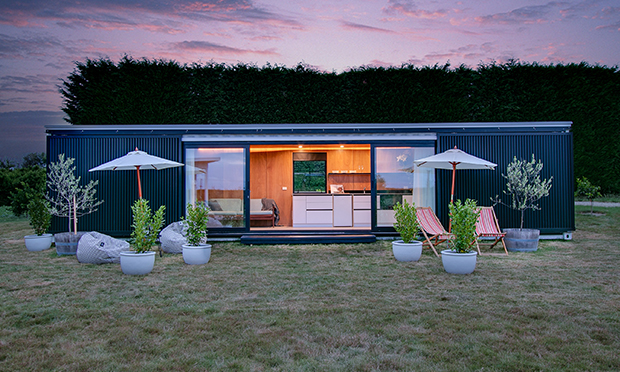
[208,200,223,211]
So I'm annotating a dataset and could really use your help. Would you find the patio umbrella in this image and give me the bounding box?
[413,147,496,204]
[89,147,184,199]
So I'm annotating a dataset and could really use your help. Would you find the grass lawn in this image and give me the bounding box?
[1,206,619,371]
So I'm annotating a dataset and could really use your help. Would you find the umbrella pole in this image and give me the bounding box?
[450,162,456,204]
[136,165,143,199]
[449,162,456,232]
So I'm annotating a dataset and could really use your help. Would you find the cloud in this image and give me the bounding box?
[405,42,514,67]
[0,0,302,33]
[170,40,279,56]
[596,21,620,31]
[340,21,395,33]
[0,33,64,59]
[383,0,448,19]
[474,2,566,25]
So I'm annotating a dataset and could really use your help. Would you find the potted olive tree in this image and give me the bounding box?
[181,202,211,265]
[442,199,479,274]
[47,154,103,255]
[392,199,423,261]
[120,199,165,275]
[24,196,53,252]
[494,155,553,252]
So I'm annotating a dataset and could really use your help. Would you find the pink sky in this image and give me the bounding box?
[0,0,619,161]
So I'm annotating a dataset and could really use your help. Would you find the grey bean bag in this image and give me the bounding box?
[76,232,130,264]
[160,221,187,253]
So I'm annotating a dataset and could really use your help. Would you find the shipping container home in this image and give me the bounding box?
[46,122,574,241]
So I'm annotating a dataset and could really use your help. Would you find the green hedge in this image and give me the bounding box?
[60,58,620,193]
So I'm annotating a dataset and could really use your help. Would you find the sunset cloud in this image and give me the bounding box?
[474,2,565,25]
[383,0,448,20]
[340,21,395,33]
[170,40,279,56]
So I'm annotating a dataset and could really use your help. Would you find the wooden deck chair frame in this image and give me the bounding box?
[475,206,508,255]
[415,207,453,257]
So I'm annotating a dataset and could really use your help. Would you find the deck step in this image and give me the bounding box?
[240,233,376,245]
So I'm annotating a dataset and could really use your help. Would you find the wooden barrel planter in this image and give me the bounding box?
[504,228,540,252]
[54,232,87,255]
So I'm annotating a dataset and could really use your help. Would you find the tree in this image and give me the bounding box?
[575,177,602,214]
[0,159,16,170]
[46,154,104,233]
[494,155,553,229]
[22,153,46,168]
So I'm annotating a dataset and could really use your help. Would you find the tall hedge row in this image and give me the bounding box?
[60,57,620,193]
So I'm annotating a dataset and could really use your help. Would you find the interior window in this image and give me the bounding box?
[293,152,327,193]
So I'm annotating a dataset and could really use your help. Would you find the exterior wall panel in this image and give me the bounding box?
[437,132,574,234]
[48,135,183,236]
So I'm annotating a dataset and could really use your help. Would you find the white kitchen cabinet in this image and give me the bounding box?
[333,194,353,227]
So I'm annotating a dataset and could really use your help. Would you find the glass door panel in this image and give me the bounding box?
[186,147,246,228]
[375,147,435,227]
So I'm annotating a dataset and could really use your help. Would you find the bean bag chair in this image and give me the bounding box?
[76,232,130,264]
[160,221,187,253]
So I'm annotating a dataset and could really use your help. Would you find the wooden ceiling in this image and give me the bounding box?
[250,144,370,152]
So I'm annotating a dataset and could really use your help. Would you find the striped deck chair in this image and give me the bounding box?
[475,207,508,255]
[415,207,452,257]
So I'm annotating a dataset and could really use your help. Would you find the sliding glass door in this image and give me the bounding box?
[185,147,246,228]
[374,146,435,227]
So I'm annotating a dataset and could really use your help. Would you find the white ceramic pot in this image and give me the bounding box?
[182,244,212,265]
[441,250,477,274]
[120,251,156,275]
[392,240,423,262]
[24,234,53,252]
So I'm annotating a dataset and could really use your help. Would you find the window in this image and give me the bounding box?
[185,147,246,228]
[293,152,326,193]
[375,147,435,227]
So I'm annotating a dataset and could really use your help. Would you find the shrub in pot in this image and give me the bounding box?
[494,155,553,252]
[24,196,53,252]
[182,202,212,265]
[120,199,165,275]
[443,199,479,274]
[392,199,422,261]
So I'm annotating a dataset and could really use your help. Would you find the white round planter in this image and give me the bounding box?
[441,250,477,274]
[392,240,423,262]
[182,244,212,265]
[120,251,156,275]
[24,234,53,252]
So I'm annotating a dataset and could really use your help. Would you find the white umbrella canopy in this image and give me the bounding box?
[89,147,184,199]
[414,147,496,204]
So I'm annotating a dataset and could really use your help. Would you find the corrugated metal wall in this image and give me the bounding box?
[47,135,184,236]
[437,132,574,234]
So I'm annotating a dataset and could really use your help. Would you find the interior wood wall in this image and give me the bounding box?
[250,148,370,227]
[250,150,294,226]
